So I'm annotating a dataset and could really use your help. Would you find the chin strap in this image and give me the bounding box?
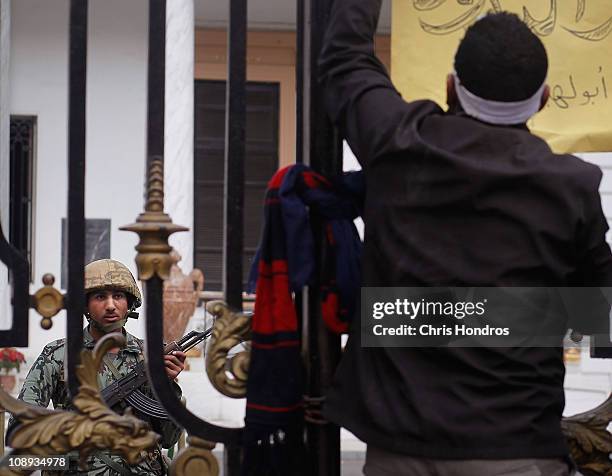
[85,302,137,334]
[86,316,128,334]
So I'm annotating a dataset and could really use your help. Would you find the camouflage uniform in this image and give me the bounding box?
[8,326,182,475]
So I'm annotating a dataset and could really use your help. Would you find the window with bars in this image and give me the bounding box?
[9,116,36,279]
[194,80,280,291]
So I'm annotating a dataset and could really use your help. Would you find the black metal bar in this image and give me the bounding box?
[224,445,243,476]
[296,0,305,166]
[144,277,242,444]
[299,0,343,474]
[296,0,307,397]
[65,0,88,398]
[0,223,29,347]
[223,3,248,471]
[223,0,247,311]
[141,0,242,447]
[146,0,166,196]
[307,1,342,176]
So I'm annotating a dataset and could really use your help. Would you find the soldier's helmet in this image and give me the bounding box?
[84,259,142,308]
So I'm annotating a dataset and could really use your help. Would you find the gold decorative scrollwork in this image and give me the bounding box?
[205,301,251,399]
[31,274,64,330]
[562,394,612,476]
[169,436,218,476]
[0,334,160,475]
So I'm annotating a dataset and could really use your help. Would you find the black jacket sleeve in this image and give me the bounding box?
[318,0,441,167]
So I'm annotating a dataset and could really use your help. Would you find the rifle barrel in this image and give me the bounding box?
[102,327,213,412]
[179,327,213,353]
[176,330,198,347]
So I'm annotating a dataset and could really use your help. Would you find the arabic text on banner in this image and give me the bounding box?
[391,0,612,153]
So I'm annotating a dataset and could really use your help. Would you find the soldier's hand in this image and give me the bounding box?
[164,351,186,380]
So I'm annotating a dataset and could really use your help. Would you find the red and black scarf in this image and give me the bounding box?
[243,165,363,475]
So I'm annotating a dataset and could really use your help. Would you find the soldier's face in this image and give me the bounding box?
[87,289,129,328]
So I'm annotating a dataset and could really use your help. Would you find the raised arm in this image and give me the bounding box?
[319,0,440,166]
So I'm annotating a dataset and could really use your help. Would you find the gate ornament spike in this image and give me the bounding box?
[120,158,188,281]
[205,301,251,399]
[0,334,160,475]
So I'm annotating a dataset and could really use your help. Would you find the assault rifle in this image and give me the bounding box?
[100,327,213,420]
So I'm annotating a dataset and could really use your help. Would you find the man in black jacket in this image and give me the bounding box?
[319,2,612,475]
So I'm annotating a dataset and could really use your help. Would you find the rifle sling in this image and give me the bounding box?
[96,453,134,476]
[101,371,145,407]
[103,354,123,380]
[102,355,145,408]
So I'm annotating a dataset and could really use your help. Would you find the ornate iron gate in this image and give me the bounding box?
[0,0,342,474]
[0,0,610,475]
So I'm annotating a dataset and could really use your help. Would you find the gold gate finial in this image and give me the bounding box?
[120,158,188,280]
[169,436,219,476]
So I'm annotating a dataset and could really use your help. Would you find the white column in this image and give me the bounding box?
[0,0,11,329]
[165,0,194,272]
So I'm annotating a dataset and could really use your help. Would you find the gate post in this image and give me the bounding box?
[223,0,248,473]
[65,0,88,398]
[298,0,343,474]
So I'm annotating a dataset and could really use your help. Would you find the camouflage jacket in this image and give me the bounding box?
[8,327,183,475]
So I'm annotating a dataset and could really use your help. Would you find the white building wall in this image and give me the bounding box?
[194,0,391,33]
[0,0,10,329]
[10,0,150,356]
[165,0,194,270]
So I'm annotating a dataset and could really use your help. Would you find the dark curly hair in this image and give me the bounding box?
[454,12,548,102]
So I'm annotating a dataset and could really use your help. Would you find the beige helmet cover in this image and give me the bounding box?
[84,259,142,308]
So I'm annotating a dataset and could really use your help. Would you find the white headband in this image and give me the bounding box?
[453,73,546,125]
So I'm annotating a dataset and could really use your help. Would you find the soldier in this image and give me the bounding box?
[8,259,186,475]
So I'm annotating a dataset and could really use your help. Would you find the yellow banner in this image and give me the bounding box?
[391,1,612,153]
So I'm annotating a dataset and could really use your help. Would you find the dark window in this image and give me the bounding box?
[194,80,280,291]
[9,116,35,278]
[61,218,111,289]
